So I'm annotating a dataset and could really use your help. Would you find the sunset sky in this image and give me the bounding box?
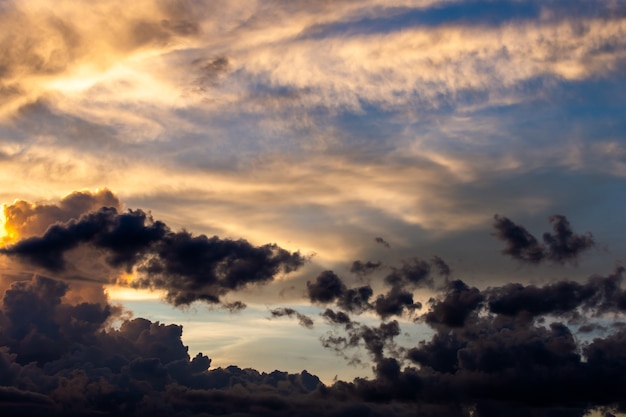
[1,1,626,416]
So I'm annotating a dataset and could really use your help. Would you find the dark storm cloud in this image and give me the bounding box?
[493,214,544,263]
[0,275,342,417]
[321,320,402,366]
[365,256,447,320]
[309,215,626,415]
[383,257,433,288]
[349,260,382,276]
[358,321,402,364]
[542,215,596,264]
[373,288,421,319]
[223,300,247,313]
[1,207,306,306]
[306,270,345,304]
[321,308,352,327]
[3,212,626,416]
[338,285,374,313]
[134,230,305,307]
[487,267,626,318]
[333,306,626,417]
[308,255,447,320]
[306,270,374,313]
[1,207,168,272]
[493,214,594,264]
[374,237,390,248]
[269,307,314,329]
[423,280,483,328]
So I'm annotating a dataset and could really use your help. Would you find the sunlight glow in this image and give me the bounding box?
[0,204,17,246]
[105,271,166,301]
[105,285,165,301]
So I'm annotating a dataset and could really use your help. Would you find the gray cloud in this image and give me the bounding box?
[2,204,626,416]
[493,214,595,265]
[2,206,306,307]
[269,307,315,329]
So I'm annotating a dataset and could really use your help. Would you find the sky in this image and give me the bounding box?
[1,0,626,416]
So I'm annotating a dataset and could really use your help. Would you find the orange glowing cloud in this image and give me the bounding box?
[0,204,19,246]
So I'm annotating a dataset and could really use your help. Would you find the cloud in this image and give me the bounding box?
[422,280,483,328]
[384,257,434,288]
[321,319,402,367]
[0,275,337,417]
[486,267,626,319]
[1,206,306,307]
[307,216,626,415]
[269,307,315,329]
[0,1,625,276]
[2,206,626,416]
[349,260,382,276]
[374,237,390,248]
[1,188,121,243]
[307,270,346,304]
[308,255,450,320]
[229,4,626,117]
[328,276,626,416]
[321,308,352,327]
[430,255,451,279]
[1,0,626,411]
[373,287,421,319]
[493,214,595,264]
[0,0,208,118]
[307,270,374,314]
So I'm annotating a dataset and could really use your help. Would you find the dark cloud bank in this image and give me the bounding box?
[1,195,626,416]
[1,200,306,308]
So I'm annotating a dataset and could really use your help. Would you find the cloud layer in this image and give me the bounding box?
[2,202,305,307]
[1,0,626,415]
[2,193,626,416]
[1,1,625,266]
[0,201,626,416]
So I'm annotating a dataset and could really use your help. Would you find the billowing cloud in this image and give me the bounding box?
[2,206,306,307]
[1,199,626,416]
[487,267,626,319]
[423,280,483,328]
[0,275,338,417]
[374,287,421,319]
[494,214,595,264]
[306,270,346,304]
[307,255,450,320]
[322,272,626,416]
[1,188,121,243]
[307,270,375,315]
